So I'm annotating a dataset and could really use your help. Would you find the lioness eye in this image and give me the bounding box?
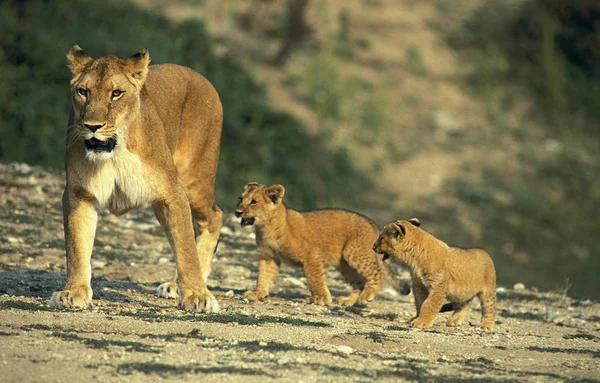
[77,88,87,96]
[111,90,123,98]
[250,199,257,205]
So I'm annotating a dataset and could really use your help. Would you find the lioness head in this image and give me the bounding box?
[373,218,420,261]
[66,45,150,162]
[234,183,285,227]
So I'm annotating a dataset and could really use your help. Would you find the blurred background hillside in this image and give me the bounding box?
[0,0,598,299]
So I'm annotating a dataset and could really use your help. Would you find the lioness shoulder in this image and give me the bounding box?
[234,183,408,306]
[373,218,496,330]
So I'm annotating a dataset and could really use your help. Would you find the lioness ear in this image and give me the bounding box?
[125,48,151,86]
[266,184,285,203]
[244,182,260,190]
[408,218,420,227]
[66,45,92,76]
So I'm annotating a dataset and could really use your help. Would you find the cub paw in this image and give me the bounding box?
[337,294,358,307]
[310,293,332,306]
[49,289,92,310]
[476,322,494,331]
[356,289,378,305]
[410,317,434,329]
[179,289,220,313]
[446,318,463,327]
[243,290,268,301]
[157,282,179,299]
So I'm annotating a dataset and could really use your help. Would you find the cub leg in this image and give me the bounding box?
[446,301,471,327]
[153,186,218,313]
[244,253,281,301]
[50,191,97,309]
[410,280,446,329]
[304,255,332,305]
[478,290,496,330]
[336,258,365,306]
[411,276,429,319]
[343,250,381,305]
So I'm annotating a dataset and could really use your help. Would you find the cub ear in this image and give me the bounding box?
[408,218,420,227]
[66,45,92,76]
[244,182,260,190]
[265,184,285,203]
[125,48,151,86]
[390,222,406,238]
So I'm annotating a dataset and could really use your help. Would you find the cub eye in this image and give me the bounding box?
[250,199,257,205]
[77,88,87,96]
[111,89,123,99]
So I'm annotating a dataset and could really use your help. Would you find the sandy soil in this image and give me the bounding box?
[1,163,599,382]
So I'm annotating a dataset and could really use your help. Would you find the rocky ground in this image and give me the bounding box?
[1,162,599,382]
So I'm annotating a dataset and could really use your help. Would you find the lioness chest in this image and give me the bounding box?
[82,149,152,215]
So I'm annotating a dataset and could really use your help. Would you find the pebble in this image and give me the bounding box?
[259,341,267,347]
[277,356,290,365]
[496,287,506,293]
[335,345,353,355]
[158,257,170,264]
[92,261,106,269]
[220,226,233,236]
[513,283,526,290]
[225,290,234,298]
[545,312,558,321]
[284,277,307,288]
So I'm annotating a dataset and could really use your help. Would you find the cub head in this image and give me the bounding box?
[235,183,285,228]
[372,218,420,261]
[66,45,150,162]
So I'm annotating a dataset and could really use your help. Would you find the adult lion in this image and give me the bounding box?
[50,45,223,312]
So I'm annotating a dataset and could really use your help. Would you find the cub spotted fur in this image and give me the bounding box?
[235,183,408,306]
[50,46,223,312]
[373,219,496,330]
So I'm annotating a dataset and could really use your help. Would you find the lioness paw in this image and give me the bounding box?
[476,322,494,331]
[157,282,179,299]
[243,290,267,301]
[179,290,220,313]
[49,289,92,310]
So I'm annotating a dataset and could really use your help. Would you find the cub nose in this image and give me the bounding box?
[84,122,106,132]
[235,211,242,218]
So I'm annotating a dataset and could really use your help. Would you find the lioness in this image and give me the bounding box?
[373,219,496,330]
[50,46,223,312]
[235,182,409,306]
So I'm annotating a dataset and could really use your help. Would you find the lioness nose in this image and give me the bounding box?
[235,211,242,218]
[84,122,105,132]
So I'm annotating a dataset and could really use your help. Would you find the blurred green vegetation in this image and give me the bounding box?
[0,0,372,210]
[423,0,600,298]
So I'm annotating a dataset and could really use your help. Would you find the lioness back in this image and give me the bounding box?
[374,218,496,330]
[235,183,404,306]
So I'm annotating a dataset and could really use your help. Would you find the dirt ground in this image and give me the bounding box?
[1,162,599,382]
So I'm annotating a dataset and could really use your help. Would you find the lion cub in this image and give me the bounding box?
[373,218,496,330]
[235,183,407,306]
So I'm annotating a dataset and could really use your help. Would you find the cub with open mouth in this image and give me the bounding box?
[373,219,496,330]
[235,182,409,306]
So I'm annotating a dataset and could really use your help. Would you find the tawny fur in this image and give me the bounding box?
[373,219,496,330]
[235,183,407,306]
[50,46,223,313]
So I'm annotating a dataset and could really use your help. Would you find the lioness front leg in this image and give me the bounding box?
[50,191,97,309]
[304,257,332,305]
[153,187,218,313]
[244,254,280,301]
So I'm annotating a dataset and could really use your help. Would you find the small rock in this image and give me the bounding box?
[158,257,170,264]
[225,290,234,298]
[283,277,307,288]
[129,262,136,267]
[92,261,106,269]
[545,312,558,321]
[496,287,506,293]
[513,282,526,290]
[277,356,290,365]
[103,245,112,251]
[220,226,233,236]
[259,341,267,347]
[13,163,32,174]
[6,237,21,244]
[336,345,353,355]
